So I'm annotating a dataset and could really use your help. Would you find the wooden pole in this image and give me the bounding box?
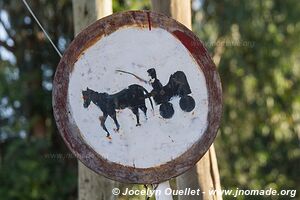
[72,1,118,200]
[151,0,191,29]
[155,181,174,200]
[73,0,112,35]
[151,1,222,200]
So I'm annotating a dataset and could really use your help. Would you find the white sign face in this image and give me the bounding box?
[68,27,208,168]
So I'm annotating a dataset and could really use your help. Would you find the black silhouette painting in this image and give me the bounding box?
[82,84,154,138]
[147,68,195,119]
[82,68,195,138]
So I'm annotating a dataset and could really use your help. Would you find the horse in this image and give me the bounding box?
[82,84,153,138]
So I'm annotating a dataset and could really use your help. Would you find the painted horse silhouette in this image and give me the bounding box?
[82,84,153,138]
[147,68,195,118]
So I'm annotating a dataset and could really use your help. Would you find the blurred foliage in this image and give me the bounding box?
[0,0,299,200]
[0,138,76,200]
[113,0,150,12]
[193,0,300,199]
[0,0,76,199]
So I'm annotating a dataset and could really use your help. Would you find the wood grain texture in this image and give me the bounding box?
[53,11,222,184]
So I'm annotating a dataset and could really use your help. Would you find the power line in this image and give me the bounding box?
[21,0,62,58]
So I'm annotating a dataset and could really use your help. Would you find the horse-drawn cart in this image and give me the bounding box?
[147,68,195,118]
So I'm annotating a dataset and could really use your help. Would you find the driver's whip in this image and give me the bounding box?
[115,69,149,84]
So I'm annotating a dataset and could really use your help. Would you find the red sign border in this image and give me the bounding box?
[52,10,222,184]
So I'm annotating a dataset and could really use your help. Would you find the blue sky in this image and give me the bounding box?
[0,9,16,64]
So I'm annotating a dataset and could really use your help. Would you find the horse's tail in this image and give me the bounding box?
[139,86,154,110]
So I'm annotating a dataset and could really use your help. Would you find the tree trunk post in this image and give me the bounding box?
[72,1,118,200]
[155,181,174,200]
[73,0,112,35]
[151,1,222,200]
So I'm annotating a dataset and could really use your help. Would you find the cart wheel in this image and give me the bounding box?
[159,102,174,119]
[180,95,195,112]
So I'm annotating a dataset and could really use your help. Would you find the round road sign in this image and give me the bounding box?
[53,11,222,184]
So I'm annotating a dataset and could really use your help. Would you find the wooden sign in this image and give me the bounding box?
[53,11,222,184]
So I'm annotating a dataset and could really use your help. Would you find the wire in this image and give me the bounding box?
[21,0,62,58]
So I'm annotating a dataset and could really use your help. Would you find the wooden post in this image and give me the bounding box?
[72,1,118,200]
[151,1,222,200]
[155,181,173,200]
[151,0,191,29]
[73,0,112,35]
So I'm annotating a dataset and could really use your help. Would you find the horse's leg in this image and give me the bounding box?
[99,113,110,138]
[132,107,141,126]
[139,104,148,120]
[109,112,120,132]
